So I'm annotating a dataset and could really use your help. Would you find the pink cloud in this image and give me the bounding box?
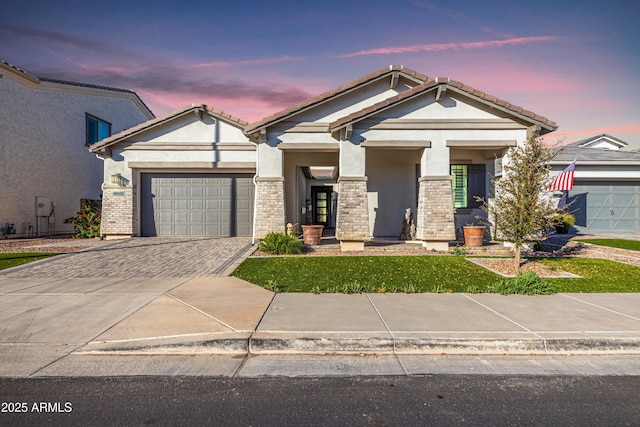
[339,36,563,58]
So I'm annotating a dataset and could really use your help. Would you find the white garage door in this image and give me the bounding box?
[140,173,254,237]
[569,181,640,232]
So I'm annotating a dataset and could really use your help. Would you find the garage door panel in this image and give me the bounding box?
[569,181,639,232]
[141,173,254,237]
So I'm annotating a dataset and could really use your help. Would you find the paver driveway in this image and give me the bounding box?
[0,237,253,278]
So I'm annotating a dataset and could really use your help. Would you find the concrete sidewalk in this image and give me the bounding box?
[1,272,639,377]
[1,234,639,377]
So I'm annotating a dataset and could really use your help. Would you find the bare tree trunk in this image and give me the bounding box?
[514,245,521,269]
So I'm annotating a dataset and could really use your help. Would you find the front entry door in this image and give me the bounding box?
[312,187,332,227]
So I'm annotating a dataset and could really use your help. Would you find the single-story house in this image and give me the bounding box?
[551,135,640,232]
[0,59,154,238]
[91,65,558,249]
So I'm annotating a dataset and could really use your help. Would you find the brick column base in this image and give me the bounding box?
[101,184,135,239]
[254,177,285,239]
[416,176,455,249]
[336,177,370,248]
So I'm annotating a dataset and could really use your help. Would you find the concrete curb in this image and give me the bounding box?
[75,333,251,355]
[72,335,640,356]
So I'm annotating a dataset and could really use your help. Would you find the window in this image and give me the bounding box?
[86,114,111,145]
[451,165,468,208]
[451,164,486,209]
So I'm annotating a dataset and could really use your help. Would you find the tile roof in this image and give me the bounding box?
[552,146,640,163]
[90,104,248,152]
[244,65,428,134]
[329,77,557,133]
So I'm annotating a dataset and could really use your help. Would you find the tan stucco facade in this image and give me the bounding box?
[92,66,556,246]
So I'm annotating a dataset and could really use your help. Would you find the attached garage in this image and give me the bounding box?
[569,181,640,232]
[140,173,254,237]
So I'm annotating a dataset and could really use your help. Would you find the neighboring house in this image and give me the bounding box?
[551,136,640,232]
[0,60,154,238]
[91,65,557,249]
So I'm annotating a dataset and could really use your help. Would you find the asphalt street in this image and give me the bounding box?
[1,376,639,426]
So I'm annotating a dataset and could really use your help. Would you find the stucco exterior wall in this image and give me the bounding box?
[99,114,256,237]
[366,149,421,237]
[0,71,152,237]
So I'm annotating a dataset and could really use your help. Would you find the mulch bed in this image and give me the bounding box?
[468,258,577,278]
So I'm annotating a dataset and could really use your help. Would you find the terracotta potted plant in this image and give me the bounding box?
[301,224,324,246]
[462,224,486,247]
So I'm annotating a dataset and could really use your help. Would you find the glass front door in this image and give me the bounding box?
[312,187,332,226]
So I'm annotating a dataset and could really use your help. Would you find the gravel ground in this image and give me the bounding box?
[0,236,98,253]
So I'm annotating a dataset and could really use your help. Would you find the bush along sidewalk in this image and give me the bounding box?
[488,271,555,295]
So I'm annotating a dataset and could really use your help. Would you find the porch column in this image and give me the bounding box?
[416,144,455,250]
[101,183,136,239]
[416,176,455,250]
[336,176,370,250]
[254,177,286,238]
[336,136,369,251]
[254,141,286,238]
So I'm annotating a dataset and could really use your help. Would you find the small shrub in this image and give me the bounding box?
[259,232,304,255]
[453,244,468,256]
[488,270,555,295]
[63,205,101,238]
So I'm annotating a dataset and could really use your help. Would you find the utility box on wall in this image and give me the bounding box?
[35,196,51,217]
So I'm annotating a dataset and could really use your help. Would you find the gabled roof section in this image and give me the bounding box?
[329,77,557,134]
[567,134,628,150]
[244,65,428,135]
[0,59,40,83]
[90,104,248,153]
[1,58,154,118]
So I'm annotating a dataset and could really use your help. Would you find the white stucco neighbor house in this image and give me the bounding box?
[91,65,558,249]
[551,135,640,232]
[0,60,154,238]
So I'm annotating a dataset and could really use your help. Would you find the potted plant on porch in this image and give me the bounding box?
[462,223,486,247]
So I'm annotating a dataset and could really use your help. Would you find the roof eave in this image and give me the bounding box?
[244,66,428,136]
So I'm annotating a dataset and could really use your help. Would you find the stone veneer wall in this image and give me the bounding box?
[101,185,136,237]
[254,177,286,238]
[336,177,370,241]
[416,176,455,241]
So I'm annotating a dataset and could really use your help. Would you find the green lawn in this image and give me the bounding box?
[232,255,640,293]
[0,253,58,271]
[574,238,640,252]
[538,258,640,292]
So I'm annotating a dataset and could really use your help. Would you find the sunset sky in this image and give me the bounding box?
[2,0,639,146]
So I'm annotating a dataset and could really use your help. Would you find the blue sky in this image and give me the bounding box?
[2,0,639,146]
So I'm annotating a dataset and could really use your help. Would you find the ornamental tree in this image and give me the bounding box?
[481,132,557,268]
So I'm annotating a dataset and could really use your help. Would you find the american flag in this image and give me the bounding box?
[548,160,576,191]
